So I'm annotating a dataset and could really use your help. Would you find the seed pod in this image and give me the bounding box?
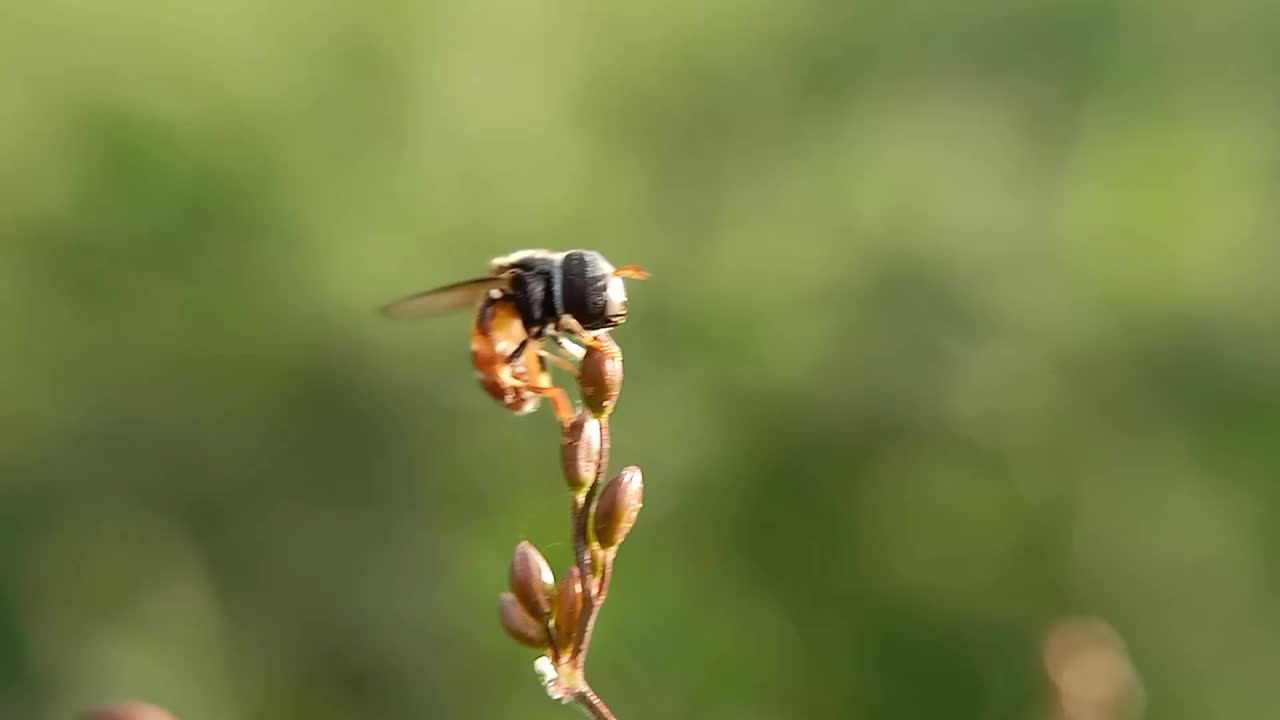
[553,564,584,655]
[509,540,556,621]
[593,465,644,550]
[561,411,602,494]
[499,592,549,648]
[579,335,623,417]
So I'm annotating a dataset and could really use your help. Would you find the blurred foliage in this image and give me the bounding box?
[3,1,1279,718]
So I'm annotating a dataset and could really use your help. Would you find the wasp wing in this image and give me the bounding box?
[379,276,510,318]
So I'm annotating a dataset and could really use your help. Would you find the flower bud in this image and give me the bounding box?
[553,564,584,655]
[578,336,623,417]
[509,540,556,621]
[499,592,549,648]
[560,410,602,494]
[593,465,644,550]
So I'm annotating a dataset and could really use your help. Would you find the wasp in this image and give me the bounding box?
[381,249,649,423]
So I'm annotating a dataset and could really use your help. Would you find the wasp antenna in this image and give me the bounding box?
[612,265,651,280]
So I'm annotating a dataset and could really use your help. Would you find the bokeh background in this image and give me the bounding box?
[3,1,1278,718]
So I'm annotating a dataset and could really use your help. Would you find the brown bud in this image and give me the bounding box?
[499,591,549,648]
[553,564,584,655]
[560,410,602,494]
[83,702,176,720]
[1043,617,1145,720]
[509,540,556,621]
[593,465,644,549]
[579,336,623,417]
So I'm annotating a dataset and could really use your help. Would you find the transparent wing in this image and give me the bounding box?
[379,276,509,318]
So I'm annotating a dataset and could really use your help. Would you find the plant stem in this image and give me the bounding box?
[572,416,611,663]
[572,684,617,720]
[576,552,613,671]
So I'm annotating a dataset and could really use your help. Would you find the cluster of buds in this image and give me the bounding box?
[497,334,643,720]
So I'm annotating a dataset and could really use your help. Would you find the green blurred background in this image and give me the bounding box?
[3,1,1278,718]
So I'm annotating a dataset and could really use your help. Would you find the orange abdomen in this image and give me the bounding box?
[470,297,550,414]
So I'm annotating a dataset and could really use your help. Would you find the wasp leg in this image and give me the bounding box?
[537,349,581,377]
[504,331,579,372]
[526,382,576,426]
[557,312,585,332]
[503,336,531,366]
[550,334,587,362]
[581,331,622,359]
[494,366,575,425]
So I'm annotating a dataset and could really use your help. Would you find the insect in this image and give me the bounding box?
[381,249,649,422]
[469,292,575,421]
